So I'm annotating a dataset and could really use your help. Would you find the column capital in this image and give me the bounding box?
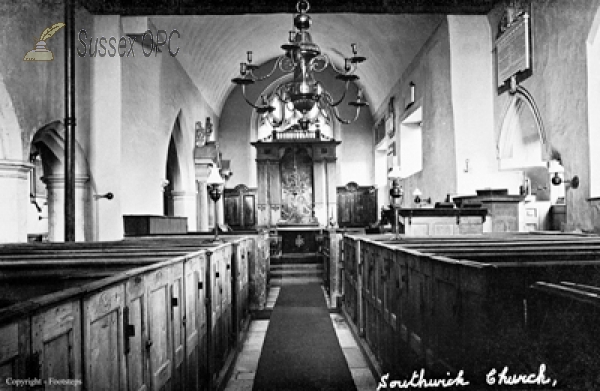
[171,191,197,198]
[0,160,33,180]
[42,174,90,188]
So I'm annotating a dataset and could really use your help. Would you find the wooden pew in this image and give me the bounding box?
[0,235,257,391]
[340,232,600,388]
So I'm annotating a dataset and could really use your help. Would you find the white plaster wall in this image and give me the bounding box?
[89,15,124,240]
[448,15,521,196]
[120,24,216,223]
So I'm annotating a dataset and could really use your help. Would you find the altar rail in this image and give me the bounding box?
[342,233,600,388]
[0,235,263,390]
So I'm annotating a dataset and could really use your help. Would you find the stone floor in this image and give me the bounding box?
[223,286,377,391]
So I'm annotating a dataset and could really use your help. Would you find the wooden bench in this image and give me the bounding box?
[340,232,600,388]
[0,235,263,391]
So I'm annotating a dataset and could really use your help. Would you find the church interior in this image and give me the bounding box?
[1,0,600,389]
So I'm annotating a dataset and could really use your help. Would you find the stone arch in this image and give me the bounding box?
[30,120,92,241]
[163,110,197,229]
[497,86,549,169]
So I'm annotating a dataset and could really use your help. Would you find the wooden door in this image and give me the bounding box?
[0,321,29,387]
[337,182,378,227]
[184,254,206,391]
[32,300,82,390]
[125,275,149,391]
[84,285,126,391]
[171,263,185,390]
[224,185,257,230]
[146,268,172,391]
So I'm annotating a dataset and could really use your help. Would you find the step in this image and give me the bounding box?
[269,276,324,286]
[270,264,323,271]
[271,253,322,265]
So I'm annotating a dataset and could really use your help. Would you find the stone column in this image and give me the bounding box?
[0,160,32,243]
[172,190,198,231]
[197,180,209,231]
[195,159,213,232]
[217,196,225,226]
[43,174,89,242]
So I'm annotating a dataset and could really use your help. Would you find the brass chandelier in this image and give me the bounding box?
[231,0,368,131]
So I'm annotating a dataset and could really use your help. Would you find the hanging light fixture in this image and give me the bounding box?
[231,0,368,131]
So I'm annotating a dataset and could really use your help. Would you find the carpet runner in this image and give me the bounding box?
[252,283,357,391]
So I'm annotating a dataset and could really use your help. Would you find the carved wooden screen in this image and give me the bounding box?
[337,182,378,227]
[224,185,257,230]
[280,147,314,224]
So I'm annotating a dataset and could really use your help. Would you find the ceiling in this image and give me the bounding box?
[150,13,446,115]
[85,0,498,15]
[85,0,500,117]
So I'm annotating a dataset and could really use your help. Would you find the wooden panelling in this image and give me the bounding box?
[224,186,257,230]
[337,184,377,228]
[85,285,126,391]
[341,234,600,383]
[0,235,261,391]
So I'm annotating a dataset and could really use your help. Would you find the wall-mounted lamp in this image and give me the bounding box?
[93,192,114,200]
[551,173,579,189]
[207,164,225,243]
[195,117,213,147]
[388,166,404,239]
[548,160,579,189]
[413,188,431,205]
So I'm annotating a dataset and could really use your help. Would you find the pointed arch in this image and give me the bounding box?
[0,76,23,160]
[497,86,549,170]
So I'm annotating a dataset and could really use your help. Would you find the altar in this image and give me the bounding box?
[276,225,323,254]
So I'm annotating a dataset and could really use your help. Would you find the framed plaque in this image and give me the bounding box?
[496,12,531,88]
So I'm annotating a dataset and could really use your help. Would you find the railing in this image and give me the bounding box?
[0,235,261,390]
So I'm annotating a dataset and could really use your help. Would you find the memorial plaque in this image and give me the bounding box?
[496,14,530,87]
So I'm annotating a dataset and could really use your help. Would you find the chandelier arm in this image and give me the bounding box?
[331,104,361,125]
[310,54,329,73]
[321,53,357,75]
[248,56,286,82]
[241,85,270,110]
[320,81,350,107]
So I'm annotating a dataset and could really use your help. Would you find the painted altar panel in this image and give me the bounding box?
[280,147,315,224]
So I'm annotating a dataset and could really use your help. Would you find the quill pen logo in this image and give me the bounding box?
[23,22,65,61]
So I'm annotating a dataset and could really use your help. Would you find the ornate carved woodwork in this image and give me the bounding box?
[252,139,340,228]
[337,183,378,227]
[224,185,257,230]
